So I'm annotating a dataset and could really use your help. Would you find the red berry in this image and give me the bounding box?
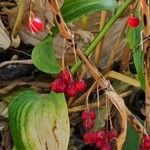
[65,83,78,97]
[59,69,73,84]
[128,15,140,28]
[144,140,150,148]
[50,79,65,93]
[81,111,90,120]
[108,129,118,140]
[83,132,94,144]
[83,118,94,129]
[29,17,44,33]
[96,130,107,141]
[89,111,96,120]
[90,132,98,143]
[101,143,112,150]
[143,135,150,141]
[81,111,96,120]
[143,135,150,148]
[74,80,87,92]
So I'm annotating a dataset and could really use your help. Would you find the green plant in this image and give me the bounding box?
[7,0,148,149]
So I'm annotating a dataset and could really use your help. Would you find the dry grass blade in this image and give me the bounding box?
[126,108,147,135]
[94,10,107,66]
[48,0,73,40]
[103,19,127,74]
[11,0,26,43]
[76,48,127,150]
[0,59,32,69]
[105,71,141,88]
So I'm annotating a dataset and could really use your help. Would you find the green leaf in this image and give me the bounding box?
[123,125,140,150]
[126,26,145,90]
[61,0,118,22]
[32,0,117,74]
[31,35,61,74]
[8,90,70,150]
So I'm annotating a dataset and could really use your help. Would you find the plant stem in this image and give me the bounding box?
[94,10,107,66]
[71,0,133,74]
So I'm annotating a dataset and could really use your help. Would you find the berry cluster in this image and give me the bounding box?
[50,69,87,97]
[83,129,118,150]
[140,135,150,150]
[81,110,118,150]
[127,15,140,28]
[82,110,96,129]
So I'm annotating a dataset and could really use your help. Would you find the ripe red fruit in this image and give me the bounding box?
[83,132,94,144]
[50,79,65,93]
[29,17,44,33]
[81,111,90,120]
[108,129,118,140]
[90,132,98,143]
[89,111,96,120]
[96,130,107,141]
[65,83,78,97]
[128,15,140,28]
[83,118,94,129]
[101,143,112,150]
[143,135,150,148]
[144,140,150,148]
[59,69,73,84]
[74,80,87,92]
[81,111,96,120]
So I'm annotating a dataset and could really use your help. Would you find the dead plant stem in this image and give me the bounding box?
[0,59,32,69]
[94,11,107,66]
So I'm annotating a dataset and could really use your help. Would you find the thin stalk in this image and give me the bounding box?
[71,0,133,74]
[94,10,107,66]
[11,0,26,38]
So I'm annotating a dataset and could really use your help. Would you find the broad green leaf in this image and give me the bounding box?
[126,26,145,90]
[32,0,117,74]
[8,90,70,150]
[31,36,61,74]
[61,0,117,22]
[123,125,140,150]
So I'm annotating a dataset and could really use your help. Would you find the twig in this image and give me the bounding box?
[0,59,32,69]
[11,0,26,39]
[69,92,147,136]
[76,47,127,150]
[71,70,140,107]
[69,92,130,113]
[68,101,105,113]
[126,108,147,135]
[0,81,49,95]
[94,10,107,66]
[0,2,16,7]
